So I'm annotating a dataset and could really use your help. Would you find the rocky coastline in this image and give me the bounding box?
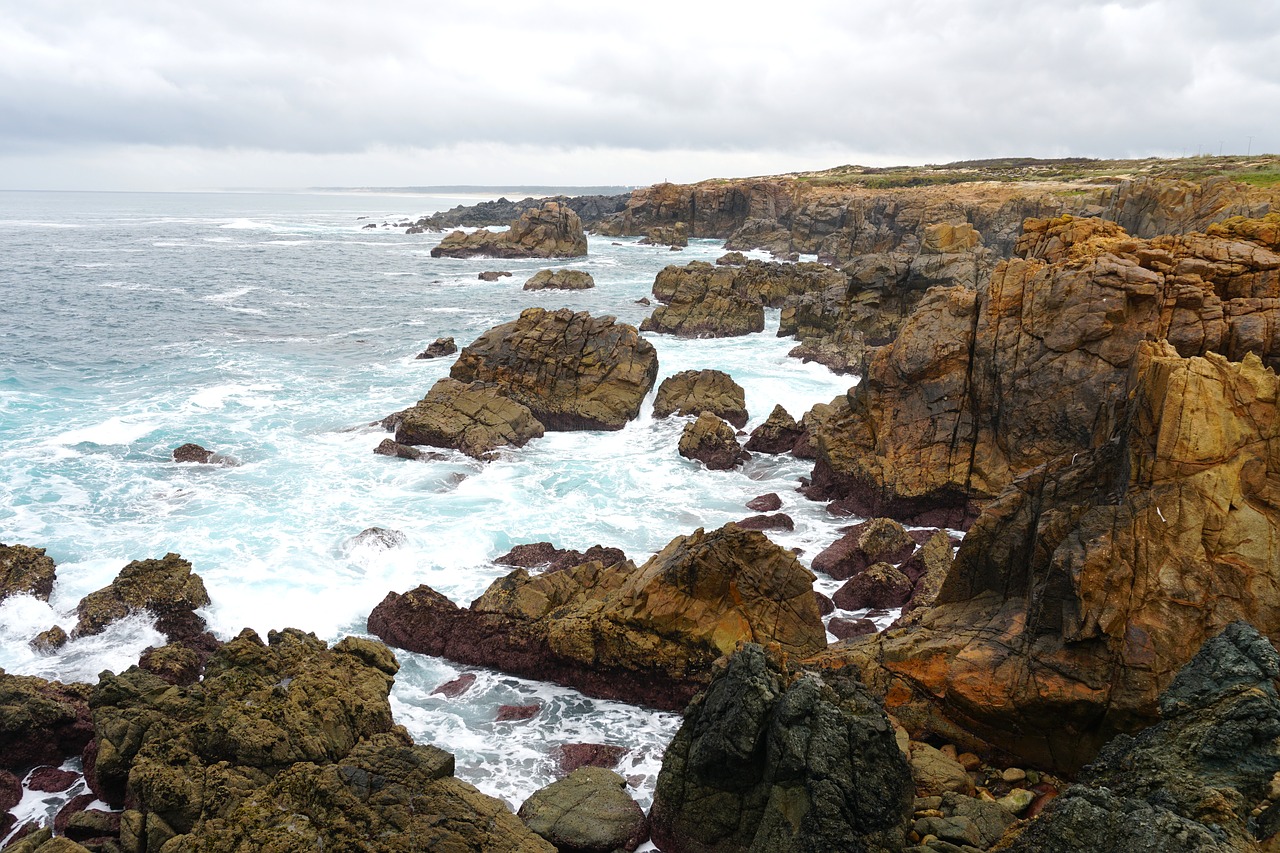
[7,161,1280,851]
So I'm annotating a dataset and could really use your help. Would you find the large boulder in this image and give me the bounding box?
[813,341,1280,772]
[430,201,588,259]
[640,262,765,338]
[678,412,749,470]
[652,368,748,427]
[0,543,57,603]
[805,214,1280,525]
[649,643,913,853]
[518,767,647,852]
[368,524,827,709]
[392,377,545,460]
[450,308,659,431]
[71,553,211,647]
[1006,622,1280,852]
[0,673,93,774]
[87,628,552,852]
[523,268,596,290]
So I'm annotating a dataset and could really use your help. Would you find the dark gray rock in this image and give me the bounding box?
[518,767,647,852]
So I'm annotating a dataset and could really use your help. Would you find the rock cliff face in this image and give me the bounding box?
[815,340,1280,772]
[649,644,913,853]
[450,308,658,431]
[804,214,1280,525]
[368,524,826,709]
[430,201,588,259]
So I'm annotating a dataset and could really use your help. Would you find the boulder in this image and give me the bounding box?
[171,443,238,466]
[477,270,512,281]
[518,767,647,852]
[811,341,1280,772]
[649,644,913,853]
[28,766,78,793]
[744,404,804,454]
[392,377,545,460]
[523,268,596,290]
[70,553,211,646]
[29,626,68,654]
[368,524,826,709]
[639,223,689,247]
[415,336,457,359]
[746,492,782,512]
[344,527,407,553]
[641,262,765,338]
[431,201,587,259]
[372,437,425,460]
[735,513,794,532]
[829,617,877,641]
[1006,622,1280,852]
[678,412,749,470]
[450,308,659,431]
[652,368,748,427]
[0,543,57,603]
[908,742,974,797]
[832,562,913,610]
[0,672,93,774]
[812,518,916,581]
[431,673,476,698]
[550,743,629,775]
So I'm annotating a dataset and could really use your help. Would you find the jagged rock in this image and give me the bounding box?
[638,222,689,247]
[70,553,210,646]
[0,543,56,603]
[746,492,782,512]
[804,214,1280,525]
[496,542,627,573]
[408,193,628,233]
[744,404,804,454]
[832,562,913,610]
[518,767,647,852]
[898,530,956,618]
[171,443,238,466]
[450,308,658,431]
[678,412,749,470]
[29,626,67,653]
[368,524,826,709]
[649,644,913,853]
[372,437,424,460]
[431,673,476,698]
[1006,622,1280,852]
[641,263,764,337]
[829,617,877,641]
[652,369,748,427]
[415,336,457,358]
[523,268,596,290]
[717,251,748,265]
[813,341,1280,772]
[812,518,916,581]
[478,270,512,281]
[736,513,794,532]
[431,201,588,259]
[344,527,407,553]
[550,743,629,775]
[0,672,93,774]
[392,377,545,460]
[137,643,202,686]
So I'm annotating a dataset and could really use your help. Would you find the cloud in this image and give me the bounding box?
[1,0,1277,188]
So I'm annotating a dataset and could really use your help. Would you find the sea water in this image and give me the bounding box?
[0,189,862,810]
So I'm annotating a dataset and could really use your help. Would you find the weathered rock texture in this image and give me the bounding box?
[649,643,913,853]
[815,340,1280,772]
[518,767,647,852]
[71,553,211,647]
[678,412,749,470]
[0,543,57,603]
[744,404,805,454]
[87,628,551,852]
[523,268,596,290]
[392,377,545,460]
[415,336,456,359]
[407,193,628,232]
[0,673,93,774]
[639,223,689,247]
[1006,622,1280,852]
[805,214,1280,526]
[641,262,765,338]
[652,369,748,427]
[450,308,658,431]
[430,201,588,259]
[368,524,826,709]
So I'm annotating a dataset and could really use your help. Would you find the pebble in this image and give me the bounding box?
[1001,767,1027,783]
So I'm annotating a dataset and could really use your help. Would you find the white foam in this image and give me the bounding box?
[203,286,256,302]
[49,415,161,447]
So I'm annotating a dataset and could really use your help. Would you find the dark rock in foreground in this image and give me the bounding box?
[415,336,457,358]
[649,643,913,853]
[0,543,57,603]
[0,672,93,774]
[519,767,647,852]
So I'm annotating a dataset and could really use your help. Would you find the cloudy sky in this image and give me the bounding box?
[1,0,1276,190]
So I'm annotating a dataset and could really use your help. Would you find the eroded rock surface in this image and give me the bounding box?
[0,543,57,603]
[678,412,749,470]
[71,553,211,647]
[523,268,596,290]
[652,368,748,427]
[430,201,588,259]
[393,377,545,460]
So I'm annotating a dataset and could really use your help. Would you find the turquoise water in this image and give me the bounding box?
[0,190,857,807]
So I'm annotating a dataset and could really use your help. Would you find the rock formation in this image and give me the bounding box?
[171,443,238,466]
[495,542,627,573]
[518,767,647,852]
[641,262,765,338]
[70,553,211,647]
[406,193,628,233]
[652,368,748,427]
[392,377,545,460]
[368,524,826,709]
[816,340,1280,772]
[0,543,57,603]
[678,412,749,470]
[450,308,658,430]
[804,214,1280,526]
[430,201,588,259]
[649,643,913,853]
[415,336,456,358]
[0,672,93,774]
[638,223,689,247]
[523,268,596,290]
[744,404,805,454]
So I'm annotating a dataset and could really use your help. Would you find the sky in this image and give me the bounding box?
[1,0,1277,191]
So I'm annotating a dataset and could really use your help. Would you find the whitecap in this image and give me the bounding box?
[202,286,256,302]
[49,415,161,447]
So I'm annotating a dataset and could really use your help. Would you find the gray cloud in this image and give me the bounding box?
[1,0,1276,187]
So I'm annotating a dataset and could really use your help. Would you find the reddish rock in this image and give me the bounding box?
[550,743,629,775]
[735,513,794,532]
[745,493,782,512]
[0,673,93,774]
[829,617,878,641]
[496,543,627,573]
[811,518,916,581]
[744,405,805,454]
[374,438,425,460]
[53,792,96,835]
[497,703,541,722]
[0,769,20,812]
[815,592,835,616]
[28,765,79,793]
[832,563,912,610]
[432,674,477,698]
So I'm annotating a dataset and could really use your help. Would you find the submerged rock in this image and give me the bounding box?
[678,412,749,470]
[649,643,913,852]
[478,270,512,281]
[368,524,826,709]
[450,308,658,431]
[431,201,588,259]
[393,377,545,460]
[522,268,595,290]
[171,443,239,466]
[652,368,748,427]
[0,543,57,603]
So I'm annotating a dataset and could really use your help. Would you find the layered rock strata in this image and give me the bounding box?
[368,524,826,709]
[430,201,588,259]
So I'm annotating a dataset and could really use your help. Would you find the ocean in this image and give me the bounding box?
[0,189,859,812]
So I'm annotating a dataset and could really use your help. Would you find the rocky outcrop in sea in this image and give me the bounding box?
[430,201,589,259]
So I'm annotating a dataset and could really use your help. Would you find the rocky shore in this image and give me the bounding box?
[7,162,1280,850]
